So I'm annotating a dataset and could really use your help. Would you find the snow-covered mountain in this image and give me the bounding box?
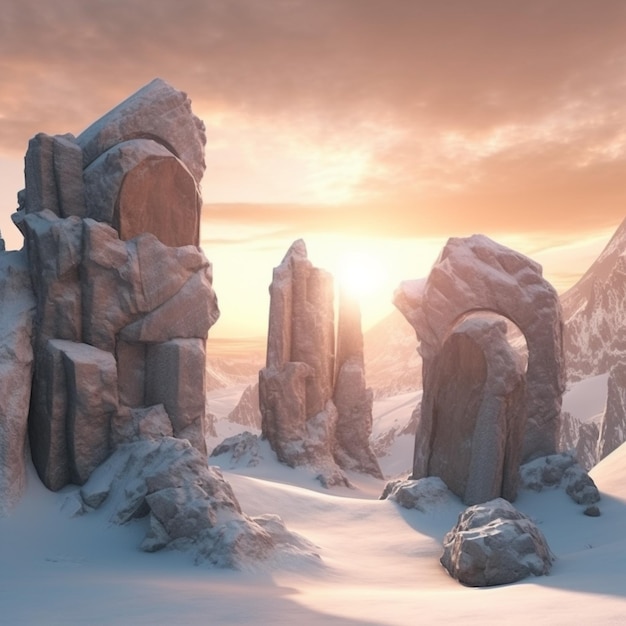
[562,217,626,382]
[363,308,422,397]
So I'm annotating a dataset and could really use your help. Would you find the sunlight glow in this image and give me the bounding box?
[337,251,385,298]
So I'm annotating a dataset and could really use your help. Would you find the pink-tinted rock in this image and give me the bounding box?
[395,234,564,467]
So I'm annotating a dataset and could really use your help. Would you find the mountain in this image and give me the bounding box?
[363,308,422,397]
[562,217,626,382]
[205,337,265,390]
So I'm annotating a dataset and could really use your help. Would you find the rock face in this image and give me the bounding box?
[426,317,526,505]
[395,235,565,486]
[259,241,381,485]
[440,498,554,587]
[227,383,262,430]
[0,250,36,515]
[10,78,219,492]
[561,217,626,383]
[597,362,626,461]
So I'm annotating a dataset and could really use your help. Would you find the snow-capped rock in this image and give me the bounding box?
[440,498,554,587]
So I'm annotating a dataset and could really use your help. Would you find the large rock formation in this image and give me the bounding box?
[8,78,218,495]
[395,235,565,489]
[259,241,381,485]
[426,317,526,504]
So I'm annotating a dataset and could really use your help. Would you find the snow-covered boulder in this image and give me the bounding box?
[210,431,264,468]
[380,476,453,512]
[520,452,600,505]
[440,498,554,586]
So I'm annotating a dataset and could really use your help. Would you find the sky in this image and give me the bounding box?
[1,0,626,337]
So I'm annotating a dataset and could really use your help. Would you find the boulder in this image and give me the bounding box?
[0,250,36,514]
[210,431,264,468]
[111,404,173,447]
[395,234,565,466]
[380,476,453,512]
[519,452,600,505]
[441,498,554,586]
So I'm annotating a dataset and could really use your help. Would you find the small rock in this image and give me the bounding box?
[584,505,601,517]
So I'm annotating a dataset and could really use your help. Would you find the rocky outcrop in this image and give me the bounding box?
[11,78,219,491]
[0,250,36,515]
[440,498,554,587]
[259,240,381,485]
[77,437,320,569]
[227,383,262,430]
[395,235,565,479]
[425,317,526,504]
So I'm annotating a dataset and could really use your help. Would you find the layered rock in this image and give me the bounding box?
[12,78,218,491]
[440,498,554,587]
[0,250,36,514]
[259,240,344,485]
[425,317,526,504]
[259,241,381,485]
[395,235,565,485]
[333,289,383,478]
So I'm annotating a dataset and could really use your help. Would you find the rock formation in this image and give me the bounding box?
[394,235,565,490]
[0,249,35,515]
[9,78,217,494]
[333,289,383,478]
[259,240,382,485]
[426,317,526,504]
[0,78,218,512]
[440,498,554,587]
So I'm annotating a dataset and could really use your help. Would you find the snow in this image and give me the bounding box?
[562,373,609,424]
[2,386,626,624]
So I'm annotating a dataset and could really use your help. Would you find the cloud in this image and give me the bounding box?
[2,0,626,240]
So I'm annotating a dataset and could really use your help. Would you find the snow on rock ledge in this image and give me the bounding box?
[440,498,554,587]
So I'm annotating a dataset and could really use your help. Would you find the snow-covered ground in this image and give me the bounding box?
[2,385,625,625]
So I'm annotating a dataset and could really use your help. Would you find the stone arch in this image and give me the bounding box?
[394,234,565,480]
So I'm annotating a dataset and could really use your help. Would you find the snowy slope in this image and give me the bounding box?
[2,385,626,625]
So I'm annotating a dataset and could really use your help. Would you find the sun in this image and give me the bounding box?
[337,251,385,299]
